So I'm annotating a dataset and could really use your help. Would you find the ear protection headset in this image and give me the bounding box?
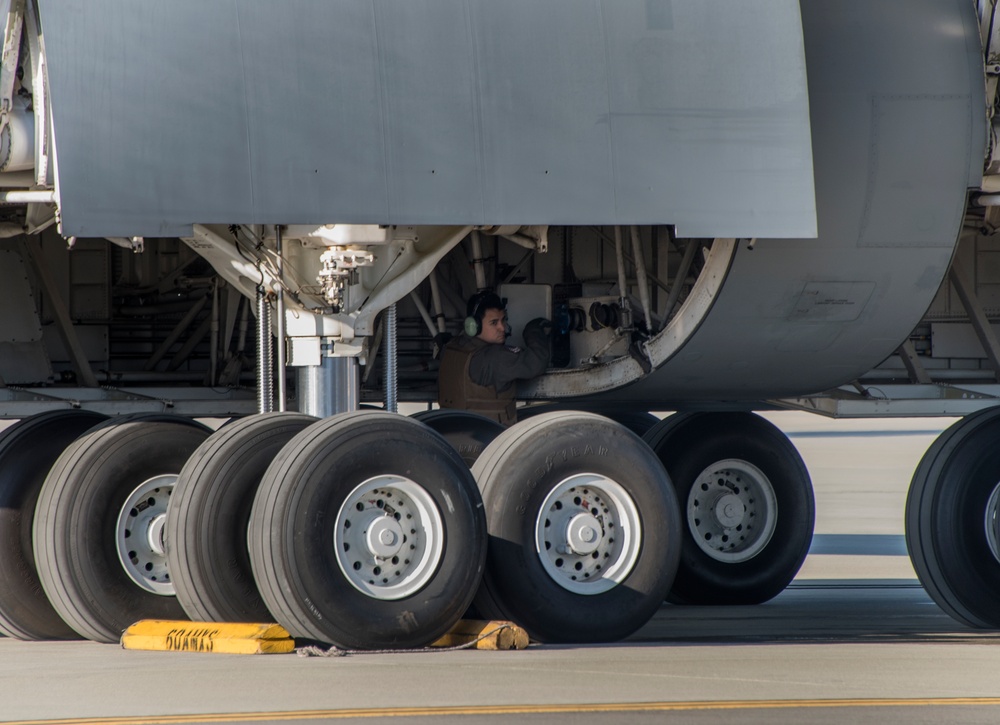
[464,291,506,336]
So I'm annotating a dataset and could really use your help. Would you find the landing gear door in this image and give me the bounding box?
[38,1,814,241]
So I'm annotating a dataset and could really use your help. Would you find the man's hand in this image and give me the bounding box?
[523,317,553,345]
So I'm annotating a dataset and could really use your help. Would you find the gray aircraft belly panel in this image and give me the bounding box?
[39,0,815,238]
[238,3,392,223]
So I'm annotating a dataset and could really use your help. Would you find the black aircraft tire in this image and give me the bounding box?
[472,411,681,643]
[166,412,317,623]
[604,411,661,437]
[248,411,486,649]
[33,416,211,643]
[905,407,1000,628]
[644,412,814,605]
[0,410,108,640]
[410,409,504,466]
[518,404,660,437]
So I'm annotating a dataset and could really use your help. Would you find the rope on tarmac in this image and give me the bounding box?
[296,624,519,658]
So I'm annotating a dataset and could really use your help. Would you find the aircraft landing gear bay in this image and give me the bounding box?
[33,416,212,643]
[906,407,1000,628]
[644,412,814,605]
[166,412,318,623]
[472,412,681,643]
[249,411,487,649]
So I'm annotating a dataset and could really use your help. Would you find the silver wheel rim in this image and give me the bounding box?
[116,474,176,596]
[534,473,642,595]
[687,459,777,563]
[334,475,444,600]
[985,482,1000,564]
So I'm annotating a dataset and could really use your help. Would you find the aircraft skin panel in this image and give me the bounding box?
[857,96,973,249]
[38,0,816,239]
[602,0,986,404]
[42,3,256,237]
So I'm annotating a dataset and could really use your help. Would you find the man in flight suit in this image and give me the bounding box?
[438,290,551,426]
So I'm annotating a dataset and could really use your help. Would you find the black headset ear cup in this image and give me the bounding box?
[464,315,479,336]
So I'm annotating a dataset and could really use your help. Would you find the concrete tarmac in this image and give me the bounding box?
[3,413,1000,725]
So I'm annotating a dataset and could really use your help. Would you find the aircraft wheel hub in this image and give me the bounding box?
[715,494,746,528]
[115,474,177,596]
[687,459,778,564]
[985,482,1000,564]
[534,473,642,596]
[334,475,444,601]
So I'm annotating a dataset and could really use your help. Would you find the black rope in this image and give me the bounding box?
[295,624,521,658]
[229,225,265,287]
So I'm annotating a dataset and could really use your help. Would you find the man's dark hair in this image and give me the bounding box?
[466,290,505,322]
[464,290,506,336]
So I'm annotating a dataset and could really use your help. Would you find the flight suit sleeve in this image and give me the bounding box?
[469,318,552,392]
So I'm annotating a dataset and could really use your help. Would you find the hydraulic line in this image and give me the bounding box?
[470,231,488,291]
[629,226,654,331]
[428,270,447,333]
[385,303,398,413]
[209,281,219,386]
[256,286,273,413]
[275,225,287,412]
[613,226,631,328]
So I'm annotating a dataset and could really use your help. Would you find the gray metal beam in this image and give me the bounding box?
[144,295,208,371]
[949,264,1000,382]
[772,384,1000,418]
[896,340,932,385]
[19,239,99,387]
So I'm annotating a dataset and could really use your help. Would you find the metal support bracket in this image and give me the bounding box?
[896,339,932,384]
[0,0,23,129]
[772,383,1000,418]
[949,263,1000,381]
[352,226,472,336]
